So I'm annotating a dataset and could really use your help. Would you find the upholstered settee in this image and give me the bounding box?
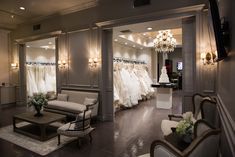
[44,90,99,118]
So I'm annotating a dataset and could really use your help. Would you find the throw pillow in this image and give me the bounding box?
[57,94,68,101]
[83,97,97,106]
[46,91,57,100]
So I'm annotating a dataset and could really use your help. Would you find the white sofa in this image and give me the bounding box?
[44,90,99,118]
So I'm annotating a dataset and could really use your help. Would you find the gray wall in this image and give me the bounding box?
[216,0,235,156]
[113,42,138,59]
[217,0,235,121]
[67,30,99,86]
[57,29,99,88]
[26,47,55,63]
[113,42,154,77]
[0,29,10,84]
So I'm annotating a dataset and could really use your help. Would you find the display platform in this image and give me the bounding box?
[151,83,175,109]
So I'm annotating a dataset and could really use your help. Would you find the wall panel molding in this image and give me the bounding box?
[217,94,235,156]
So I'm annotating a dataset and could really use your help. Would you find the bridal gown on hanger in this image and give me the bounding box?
[26,65,38,96]
[37,66,47,93]
[113,60,154,109]
[119,67,132,107]
[45,66,56,92]
[26,64,56,97]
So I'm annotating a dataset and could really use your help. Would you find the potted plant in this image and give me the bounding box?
[28,93,48,117]
[176,113,194,143]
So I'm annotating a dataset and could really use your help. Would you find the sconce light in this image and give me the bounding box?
[58,60,67,68]
[201,51,217,65]
[11,63,18,69]
[88,57,99,68]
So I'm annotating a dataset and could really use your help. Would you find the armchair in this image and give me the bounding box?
[161,93,213,136]
[151,120,220,157]
[57,109,94,146]
[201,99,220,128]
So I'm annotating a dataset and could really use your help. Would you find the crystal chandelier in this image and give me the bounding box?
[154,30,176,53]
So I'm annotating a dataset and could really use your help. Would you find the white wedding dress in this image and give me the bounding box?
[26,64,56,97]
[113,62,154,109]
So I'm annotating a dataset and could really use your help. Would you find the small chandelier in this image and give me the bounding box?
[154,30,176,53]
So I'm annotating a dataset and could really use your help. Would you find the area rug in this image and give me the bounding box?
[0,123,76,156]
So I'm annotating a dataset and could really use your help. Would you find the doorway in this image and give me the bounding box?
[25,37,57,98]
[112,18,183,114]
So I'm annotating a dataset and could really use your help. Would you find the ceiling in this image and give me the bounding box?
[113,18,182,49]
[0,0,98,29]
[26,37,55,50]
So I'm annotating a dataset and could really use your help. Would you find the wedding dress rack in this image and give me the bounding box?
[26,61,56,96]
[26,61,56,65]
[113,57,154,111]
[113,57,146,64]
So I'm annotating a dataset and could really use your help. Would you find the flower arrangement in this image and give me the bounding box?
[176,112,194,143]
[28,93,48,117]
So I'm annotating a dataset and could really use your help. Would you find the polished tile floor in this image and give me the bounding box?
[0,92,182,157]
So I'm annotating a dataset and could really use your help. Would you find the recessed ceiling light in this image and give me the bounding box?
[114,39,118,42]
[125,42,128,45]
[26,45,30,48]
[20,7,25,10]
[48,42,52,45]
[147,27,152,31]
[143,33,146,36]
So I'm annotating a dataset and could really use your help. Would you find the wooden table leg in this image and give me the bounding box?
[13,117,16,131]
[40,125,46,141]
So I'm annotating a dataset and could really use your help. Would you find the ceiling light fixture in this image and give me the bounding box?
[143,33,146,36]
[125,42,128,45]
[133,45,136,48]
[147,27,153,31]
[11,15,14,18]
[114,39,118,42]
[19,7,25,10]
[48,42,52,45]
[154,30,176,53]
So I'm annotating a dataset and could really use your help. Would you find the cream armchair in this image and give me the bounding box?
[151,120,220,157]
[161,93,213,136]
[57,109,95,146]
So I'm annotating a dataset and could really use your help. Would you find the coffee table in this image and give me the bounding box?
[13,112,66,141]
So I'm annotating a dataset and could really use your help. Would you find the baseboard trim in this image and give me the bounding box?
[217,94,235,156]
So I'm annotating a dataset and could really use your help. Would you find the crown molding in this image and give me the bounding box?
[96,4,205,28]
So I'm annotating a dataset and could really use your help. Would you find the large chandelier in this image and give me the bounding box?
[154,30,176,53]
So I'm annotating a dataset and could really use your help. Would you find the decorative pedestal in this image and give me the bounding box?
[156,87,172,109]
[151,84,174,109]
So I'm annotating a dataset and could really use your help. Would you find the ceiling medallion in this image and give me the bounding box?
[154,30,176,53]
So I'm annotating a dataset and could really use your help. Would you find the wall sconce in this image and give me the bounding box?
[201,51,217,65]
[88,57,99,68]
[58,60,67,68]
[11,63,18,69]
